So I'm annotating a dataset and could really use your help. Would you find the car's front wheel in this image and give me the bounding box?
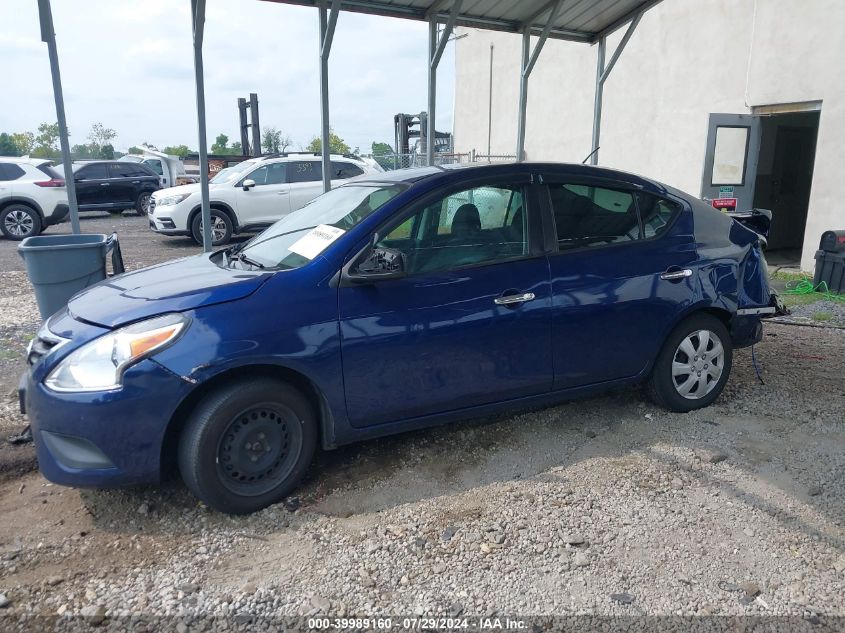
[178,379,317,514]
[191,209,233,246]
[647,313,733,412]
[1,204,43,240]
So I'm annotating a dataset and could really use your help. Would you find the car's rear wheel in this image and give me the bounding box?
[191,209,233,246]
[136,192,152,216]
[1,204,42,240]
[178,379,317,514]
[647,313,732,412]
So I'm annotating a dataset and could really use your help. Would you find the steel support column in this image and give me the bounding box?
[516,0,565,162]
[426,0,462,166]
[37,0,80,234]
[589,12,642,165]
[191,0,212,252]
[319,0,340,193]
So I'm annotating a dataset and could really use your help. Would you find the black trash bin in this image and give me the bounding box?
[18,233,125,320]
[813,230,845,293]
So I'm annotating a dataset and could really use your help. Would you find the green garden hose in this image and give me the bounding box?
[783,278,845,303]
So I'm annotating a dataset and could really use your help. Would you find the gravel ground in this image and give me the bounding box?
[0,215,843,629]
[782,300,845,327]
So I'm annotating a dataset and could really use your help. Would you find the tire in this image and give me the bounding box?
[0,204,42,240]
[135,192,152,216]
[191,209,233,246]
[646,313,733,412]
[177,379,317,514]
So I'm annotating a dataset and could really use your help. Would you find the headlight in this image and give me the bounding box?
[156,193,191,207]
[45,313,188,392]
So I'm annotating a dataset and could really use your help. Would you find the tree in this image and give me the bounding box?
[0,133,19,156]
[262,127,292,154]
[371,141,395,170]
[231,141,243,155]
[162,144,191,158]
[99,143,115,159]
[306,129,350,155]
[127,146,143,155]
[31,122,61,158]
[211,133,232,155]
[141,141,158,151]
[71,143,95,159]
[87,122,117,156]
[11,132,35,155]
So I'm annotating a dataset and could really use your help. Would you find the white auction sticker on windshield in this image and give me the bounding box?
[288,224,346,260]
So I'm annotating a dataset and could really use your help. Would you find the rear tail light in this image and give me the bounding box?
[34,178,66,188]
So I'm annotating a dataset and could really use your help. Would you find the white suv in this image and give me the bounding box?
[0,157,69,240]
[148,153,382,246]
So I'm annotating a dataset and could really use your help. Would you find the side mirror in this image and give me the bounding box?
[346,246,406,284]
[242,179,256,191]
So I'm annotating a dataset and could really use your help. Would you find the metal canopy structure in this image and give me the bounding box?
[36,0,661,252]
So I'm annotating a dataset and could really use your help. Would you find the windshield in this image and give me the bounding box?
[210,167,240,184]
[233,184,404,270]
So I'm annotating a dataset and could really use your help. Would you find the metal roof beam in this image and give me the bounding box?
[599,10,641,82]
[594,0,660,40]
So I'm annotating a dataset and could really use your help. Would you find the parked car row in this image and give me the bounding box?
[148,152,383,245]
[1,153,383,244]
[0,157,160,240]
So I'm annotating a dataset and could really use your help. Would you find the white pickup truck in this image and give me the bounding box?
[119,149,197,189]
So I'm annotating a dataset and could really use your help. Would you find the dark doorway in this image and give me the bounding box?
[752,111,820,256]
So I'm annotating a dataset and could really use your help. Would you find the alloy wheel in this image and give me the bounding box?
[671,329,725,400]
[4,209,35,238]
[139,193,151,214]
[198,216,228,243]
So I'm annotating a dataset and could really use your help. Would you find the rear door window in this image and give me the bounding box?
[0,163,25,181]
[75,164,108,180]
[287,161,322,184]
[548,183,639,249]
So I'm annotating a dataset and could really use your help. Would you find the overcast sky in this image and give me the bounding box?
[0,0,456,154]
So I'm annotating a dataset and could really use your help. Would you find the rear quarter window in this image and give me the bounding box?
[635,192,682,239]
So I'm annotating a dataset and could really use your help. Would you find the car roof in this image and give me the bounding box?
[0,156,50,166]
[350,162,687,198]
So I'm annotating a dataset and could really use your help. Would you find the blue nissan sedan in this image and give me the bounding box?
[21,163,776,514]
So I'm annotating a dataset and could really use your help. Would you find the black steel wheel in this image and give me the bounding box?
[215,404,303,497]
[178,379,317,514]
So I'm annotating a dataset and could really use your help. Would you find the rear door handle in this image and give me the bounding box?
[494,292,535,306]
[660,268,692,281]
[99,183,110,186]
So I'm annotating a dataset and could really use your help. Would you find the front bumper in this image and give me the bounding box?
[149,215,190,236]
[22,358,193,487]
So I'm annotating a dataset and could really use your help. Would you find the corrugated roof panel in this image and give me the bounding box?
[262,0,662,42]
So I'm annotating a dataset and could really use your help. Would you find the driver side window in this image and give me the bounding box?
[379,184,528,275]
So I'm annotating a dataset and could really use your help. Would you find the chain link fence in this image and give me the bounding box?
[370,151,517,171]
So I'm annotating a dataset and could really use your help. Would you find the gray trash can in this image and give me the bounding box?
[18,233,122,320]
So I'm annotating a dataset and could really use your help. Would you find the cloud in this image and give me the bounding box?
[0,0,456,154]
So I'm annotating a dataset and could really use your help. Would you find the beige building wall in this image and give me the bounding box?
[453,0,845,271]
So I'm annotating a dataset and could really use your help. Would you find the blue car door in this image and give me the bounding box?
[338,177,553,428]
[540,177,697,389]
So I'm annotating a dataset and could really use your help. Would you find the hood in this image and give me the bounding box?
[68,254,272,328]
[152,183,201,198]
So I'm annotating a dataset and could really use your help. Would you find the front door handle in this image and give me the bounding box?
[99,182,110,186]
[494,292,535,306]
[660,268,692,281]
